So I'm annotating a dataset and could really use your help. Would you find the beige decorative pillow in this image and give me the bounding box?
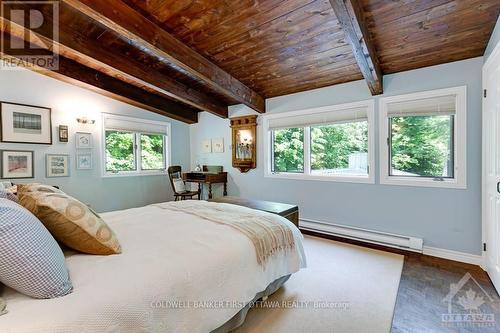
[17,184,63,213]
[18,191,121,255]
[17,183,62,194]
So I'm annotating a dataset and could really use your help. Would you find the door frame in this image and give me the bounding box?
[482,37,500,271]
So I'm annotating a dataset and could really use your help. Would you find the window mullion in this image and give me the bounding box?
[304,127,311,175]
[135,133,141,172]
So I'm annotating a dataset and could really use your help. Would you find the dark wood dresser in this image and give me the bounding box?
[210,196,299,228]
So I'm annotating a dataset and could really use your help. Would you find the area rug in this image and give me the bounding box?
[234,235,404,333]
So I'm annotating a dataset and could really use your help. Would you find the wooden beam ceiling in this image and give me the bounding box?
[1,3,227,119]
[329,0,383,95]
[0,30,199,124]
[62,0,266,113]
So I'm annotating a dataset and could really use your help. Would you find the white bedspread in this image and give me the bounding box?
[0,201,306,333]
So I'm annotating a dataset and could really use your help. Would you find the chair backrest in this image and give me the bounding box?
[167,166,185,194]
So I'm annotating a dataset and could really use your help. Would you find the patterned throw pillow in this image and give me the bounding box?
[171,172,186,193]
[0,191,19,203]
[18,191,121,255]
[0,198,73,299]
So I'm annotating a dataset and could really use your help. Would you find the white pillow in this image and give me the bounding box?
[173,179,186,193]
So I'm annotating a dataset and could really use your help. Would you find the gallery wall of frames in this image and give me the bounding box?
[0,101,94,179]
[0,67,192,212]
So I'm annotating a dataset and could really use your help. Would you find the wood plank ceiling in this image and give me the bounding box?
[1,0,499,123]
[122,0,364,98]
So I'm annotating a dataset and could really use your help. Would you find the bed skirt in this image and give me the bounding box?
[212,275,291,333]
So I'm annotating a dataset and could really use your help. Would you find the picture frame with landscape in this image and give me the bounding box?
[76,153,92,170]
[0,102,52,144]
[1,150,34,179]
[46,154,70,178]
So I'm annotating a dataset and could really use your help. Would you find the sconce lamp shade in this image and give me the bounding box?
[76,117,95,124]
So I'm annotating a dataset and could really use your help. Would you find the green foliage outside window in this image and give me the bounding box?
[105,131,166,172]
[391,115,453,177]
[106,130,135,172]
[141,134,165,170]
[272,127,304,172]
[311,122,368,173]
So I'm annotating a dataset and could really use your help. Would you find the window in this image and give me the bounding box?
[272,127,304,173]
[264,100,375,183]
[140,133,166,170]
[379,86,466,188]
[102,114,170,177]
[311,121,368,176]
[105,130,136,172]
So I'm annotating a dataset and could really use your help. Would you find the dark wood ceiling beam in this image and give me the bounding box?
[1,8,227,118]
[329,0,383,95]
[62,0,266,113]
[0,32,199,124]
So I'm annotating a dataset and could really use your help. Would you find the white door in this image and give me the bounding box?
[483,41,500,293]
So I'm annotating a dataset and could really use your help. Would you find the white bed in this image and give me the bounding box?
[0,201,306,333]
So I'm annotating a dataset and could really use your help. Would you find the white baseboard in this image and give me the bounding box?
[423,246,483,267]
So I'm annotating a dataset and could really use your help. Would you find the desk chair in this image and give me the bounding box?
[167,166,199,201]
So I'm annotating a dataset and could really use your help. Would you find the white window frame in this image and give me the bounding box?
[101,114,171,178]
[263,100,375,184]
[379,86,467,189]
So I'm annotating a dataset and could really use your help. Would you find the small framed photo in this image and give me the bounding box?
[76,132,92,148]
[1,150,34,179]
[202,139,212,153]
[212,138,224,153]
[46,154,70,178]
[76,153,92,170]
[0,101,52,144]
[58,125,68,142]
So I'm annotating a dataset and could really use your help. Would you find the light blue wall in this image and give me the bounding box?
[0,67,191,212]
[190,57,483,255]
[485,16,500,64]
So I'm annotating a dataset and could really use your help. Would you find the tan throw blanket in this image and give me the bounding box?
[153,201,296,267]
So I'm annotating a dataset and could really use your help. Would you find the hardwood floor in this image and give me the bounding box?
[301,230,500,332]
[392,254,500,333]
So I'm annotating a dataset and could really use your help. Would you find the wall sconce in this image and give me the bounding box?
[76,117,95,124]
[230,115,257,173]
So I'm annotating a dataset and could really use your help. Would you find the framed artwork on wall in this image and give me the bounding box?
[0,101,52,144]
[212,138,224,153]
[75,132,92,148]
[46,154,70,178]
[76,153,92,170]
[1,150,34,179]
[58,125,69,142]
[202,139,212,153]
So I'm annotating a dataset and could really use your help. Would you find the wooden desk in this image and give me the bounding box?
[210,196,299,228]
[183,172,228,199]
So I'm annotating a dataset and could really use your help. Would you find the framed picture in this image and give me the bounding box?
[202,139,212,153]
[46,154,70,178]
[1,150,34,179]
[76,153,92,170]
[212,138,224,153]
[58,125,68,142]
[76,132,92,148]
[0,101,52,144]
